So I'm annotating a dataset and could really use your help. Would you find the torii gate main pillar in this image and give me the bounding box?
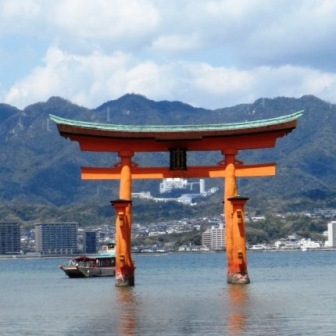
[224,150,250,284]
[111,151,135,287]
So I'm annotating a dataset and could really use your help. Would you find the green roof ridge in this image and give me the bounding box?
[49,110,303,132]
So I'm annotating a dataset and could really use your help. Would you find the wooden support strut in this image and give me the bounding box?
[226,196,250,284]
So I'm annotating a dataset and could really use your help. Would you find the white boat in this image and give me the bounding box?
[300,238,321,252]
[249,244,267,251]
[59,243,116,278]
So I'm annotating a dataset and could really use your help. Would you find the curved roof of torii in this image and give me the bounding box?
[49,110,303,152]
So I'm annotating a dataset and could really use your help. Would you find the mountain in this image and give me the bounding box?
[228,95,336,210]
[1,94,336,220]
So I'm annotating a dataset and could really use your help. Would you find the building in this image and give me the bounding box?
[202,224,226,250]
[35,222,78,255]
[159,178,188,193]
[327,221,336,247]
[211,224,226,250]
[83,231,97,253]
[159,178,206,194]
[202,228,211,248]
[0,222,21,255]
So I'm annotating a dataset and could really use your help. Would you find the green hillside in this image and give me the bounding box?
[1,94,336,224]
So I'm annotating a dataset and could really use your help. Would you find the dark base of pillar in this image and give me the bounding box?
[115,270,135,287]
[227,272,250,284]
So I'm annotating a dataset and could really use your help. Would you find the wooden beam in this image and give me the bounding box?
[81,163,276,180]
[236,163,276,177]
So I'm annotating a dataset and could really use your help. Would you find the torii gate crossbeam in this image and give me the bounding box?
[81,162,276,180]
[50,110,302,286]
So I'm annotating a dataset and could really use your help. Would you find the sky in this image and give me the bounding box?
[1,0,336,110]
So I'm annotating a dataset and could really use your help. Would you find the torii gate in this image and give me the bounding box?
[50,110,302,286]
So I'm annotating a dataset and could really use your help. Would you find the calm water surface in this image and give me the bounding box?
[1,251,336,335]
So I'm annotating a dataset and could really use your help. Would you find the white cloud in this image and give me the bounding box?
[4,47,131,107]
[151,34,201,54]
[1,0,40,17]
[3,0,336,109]
[0,0,42,34]
[50,0,160,42]
[5,45,336,110]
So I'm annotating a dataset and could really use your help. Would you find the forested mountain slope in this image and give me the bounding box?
[0,94,335,215]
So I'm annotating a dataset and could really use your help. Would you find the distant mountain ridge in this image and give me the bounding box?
[1,94,336,212]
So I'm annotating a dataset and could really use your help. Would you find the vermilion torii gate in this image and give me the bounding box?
[50,110,302,286]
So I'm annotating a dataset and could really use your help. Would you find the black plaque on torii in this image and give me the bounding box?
[169,148,187,170]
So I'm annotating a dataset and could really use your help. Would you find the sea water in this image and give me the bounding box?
[1,251,336,335]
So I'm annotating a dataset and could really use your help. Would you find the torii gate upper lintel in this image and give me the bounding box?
[50,110,303,286]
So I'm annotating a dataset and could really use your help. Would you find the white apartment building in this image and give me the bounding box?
[160,178,188,193]
[202,224,226,250]
[327,221,336,247]
[202,229,211,248]
[159,178,206,194]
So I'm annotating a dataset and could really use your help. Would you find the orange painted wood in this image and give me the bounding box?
[229,199,249,274]
[71,131,287,152]
[81,163,276,180]
[224,154,237,276]
[114,154,135,285]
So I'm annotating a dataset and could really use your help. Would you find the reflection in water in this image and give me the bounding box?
[227,285,249,336]
[116,287,138,336]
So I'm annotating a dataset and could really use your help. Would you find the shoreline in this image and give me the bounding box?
[2,247,336,260]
